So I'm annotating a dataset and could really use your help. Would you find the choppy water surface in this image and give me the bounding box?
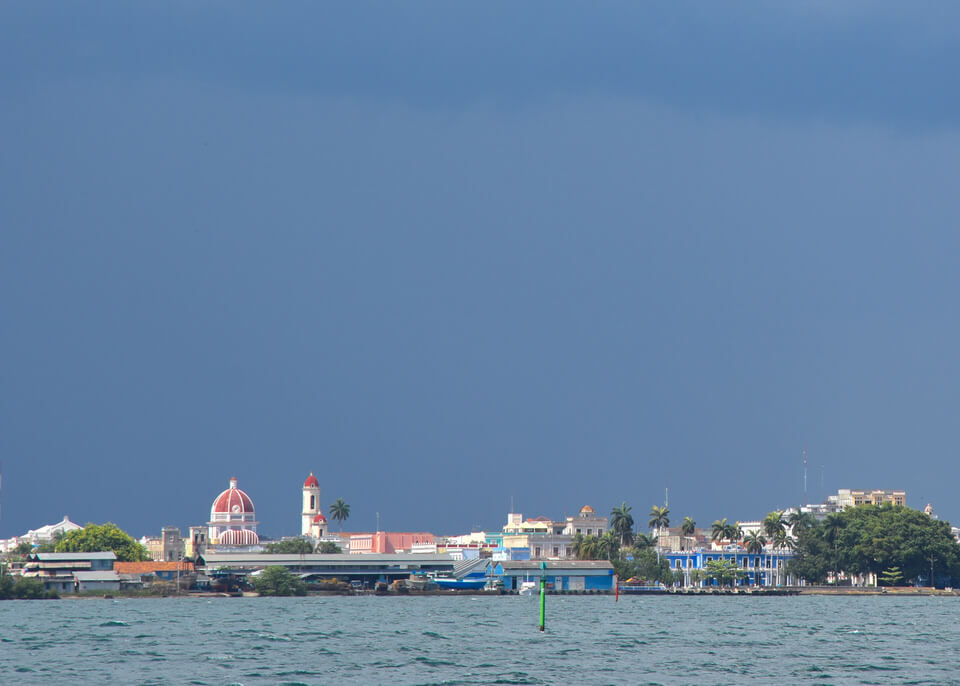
[1,595,959,685]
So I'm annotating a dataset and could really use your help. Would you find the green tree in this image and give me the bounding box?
[711,518,739,546]
[744,530,766,554]
[821,512,846,583]
[0,572,14,600]
[263,539,314,554]
[251,566,307,596]
[56,523,148,562]
[13,541,34,558]
[578,535,600,561]
[632,532,655,550]
[609,502,635,548]
[316,542,342,554]
[598,531,620,561]
[879,566,903,587]
[329,499,350,534]
[704,559,746,588]
[787,511,816,535]
[648,505,670,549]
[629,547,673,585]
[763,511,786,541]
[681,517,696,549]
[13,576,47,599]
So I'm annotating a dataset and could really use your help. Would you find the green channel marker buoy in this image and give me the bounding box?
[539,561,546,632]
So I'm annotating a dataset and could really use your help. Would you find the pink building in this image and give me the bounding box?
[347,531,435,554]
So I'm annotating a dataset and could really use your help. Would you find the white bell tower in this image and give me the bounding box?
[302,473,321,536]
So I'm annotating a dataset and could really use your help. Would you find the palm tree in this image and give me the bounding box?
[579,536,599,561]
[823,513,845,584]
[762,511,785,541]
[329,498,351,534]
[681,516,696,550]
[609,502,635,548]
[744,530,766,554]
[787,511,815,535]
[632,532,654,550]
[598,531,619,561]
[648,505,670,549]
[711,518,729,544]
[571,532,585,559]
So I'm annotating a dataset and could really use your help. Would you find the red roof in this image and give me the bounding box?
[313,513,327,522]
[303,473,320,488]
[115,561,195,574]
[211,481,255,514]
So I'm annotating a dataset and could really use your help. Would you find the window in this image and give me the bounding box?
[576,529,582,535]
[676,560,682,569]
[310,495,316,510]
[687,559,692,569]
[587,529,593,535]
[553,547,559,557]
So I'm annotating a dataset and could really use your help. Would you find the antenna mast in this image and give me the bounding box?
[802,446,808,507]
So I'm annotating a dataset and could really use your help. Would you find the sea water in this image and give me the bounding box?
[1,595,958,685]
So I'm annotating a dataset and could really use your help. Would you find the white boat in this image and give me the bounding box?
[518,580,538,596]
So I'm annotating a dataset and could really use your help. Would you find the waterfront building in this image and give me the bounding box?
[663,548,796,587]
[22,551,119,594]
[491,560,616,592]
[656,526,709,552]
[184,525,208,559]
[207,477,259,546]
[140,526,185,562]
[0,515,82,554]
[115,560,195,583]
[501,512,573,559]
[201,551,457,585]
[562,505,608,537]
[199,552,617,591]
[347,531,435,554]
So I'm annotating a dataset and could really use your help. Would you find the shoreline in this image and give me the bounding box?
[44,586,960,599]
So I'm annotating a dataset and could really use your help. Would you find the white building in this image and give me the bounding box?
[562,505,608,537]
[0,515,83,554]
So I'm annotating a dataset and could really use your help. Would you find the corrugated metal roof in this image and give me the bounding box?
[33,552,117,561]
[500,560,614,571]
[73,571,121,582]
[203,552,456,565]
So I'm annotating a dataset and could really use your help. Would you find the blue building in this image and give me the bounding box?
[485,560,615,591]
[663,548,796,587]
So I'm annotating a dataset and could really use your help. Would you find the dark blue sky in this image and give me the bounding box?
[2,3,959,539]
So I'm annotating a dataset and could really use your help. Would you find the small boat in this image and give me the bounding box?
[433,577,488,590]
[518,580,538,596]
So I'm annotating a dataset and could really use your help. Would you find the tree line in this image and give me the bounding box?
[787,503,960,587]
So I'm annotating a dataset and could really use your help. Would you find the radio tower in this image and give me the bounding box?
[802,447,808,507]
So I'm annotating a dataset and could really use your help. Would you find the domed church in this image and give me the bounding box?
[208,477,260,545]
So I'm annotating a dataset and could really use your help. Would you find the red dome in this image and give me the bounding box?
[304,473,320,488]
[218,529,260,546]
[313,513,327,523]
[211,478,255,514]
